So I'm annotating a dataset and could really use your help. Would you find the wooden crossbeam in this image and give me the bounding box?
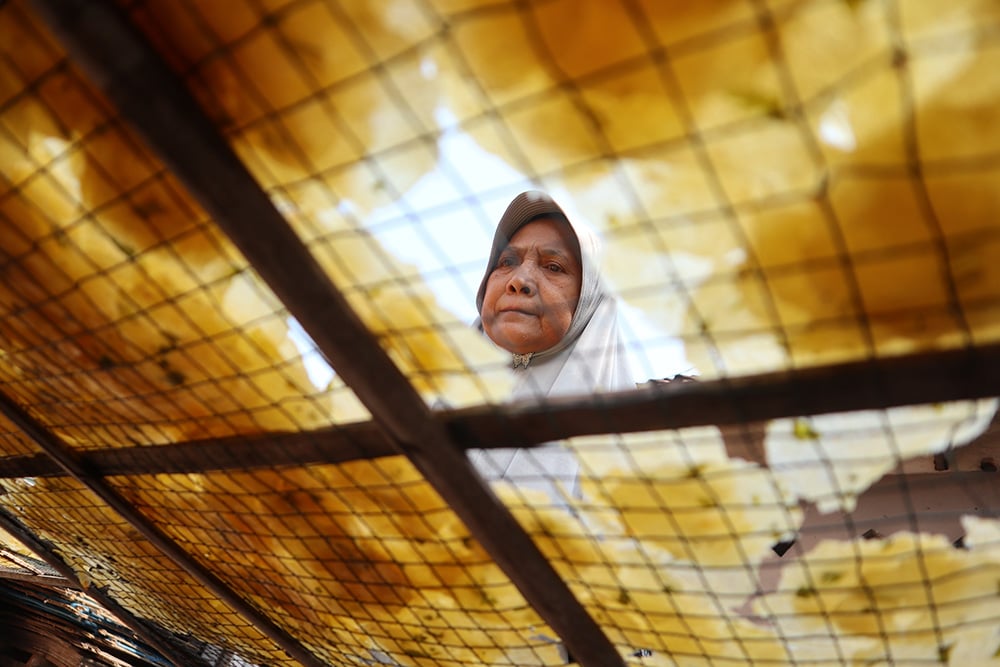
[0,343,996,480]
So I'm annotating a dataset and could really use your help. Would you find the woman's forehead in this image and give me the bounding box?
[506,217,581,258]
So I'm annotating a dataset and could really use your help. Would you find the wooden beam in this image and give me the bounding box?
[0,420,396,479]
[27,0,625,664]
[446,342,1000,449]
[80,422,391,476]
[0,343,996,480]
[0,567,75,590]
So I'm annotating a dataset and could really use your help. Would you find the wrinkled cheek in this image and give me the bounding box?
[480,317,498,344]
[480,312,508,345]
[553,311,574,340]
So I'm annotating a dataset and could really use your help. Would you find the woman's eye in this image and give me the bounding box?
[546,263,563,272]
[497,256,515,268]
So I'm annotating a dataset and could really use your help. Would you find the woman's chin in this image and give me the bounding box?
[487,327,540,356]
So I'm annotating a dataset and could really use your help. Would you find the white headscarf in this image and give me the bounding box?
[475,190,635,401]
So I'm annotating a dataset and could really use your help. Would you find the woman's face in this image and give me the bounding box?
[481,217,582,355]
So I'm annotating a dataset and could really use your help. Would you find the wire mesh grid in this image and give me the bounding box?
[109,462,571,666]
[0,410,43,458]
[0,0,999,665]
[0,475,289,664]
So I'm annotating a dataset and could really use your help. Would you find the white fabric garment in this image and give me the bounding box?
[471,191,635,498]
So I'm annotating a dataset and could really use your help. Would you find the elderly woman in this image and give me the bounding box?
[473,191,635,497]
[476,190,635,399]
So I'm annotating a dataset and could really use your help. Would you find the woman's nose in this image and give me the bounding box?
[507,266,535,295]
